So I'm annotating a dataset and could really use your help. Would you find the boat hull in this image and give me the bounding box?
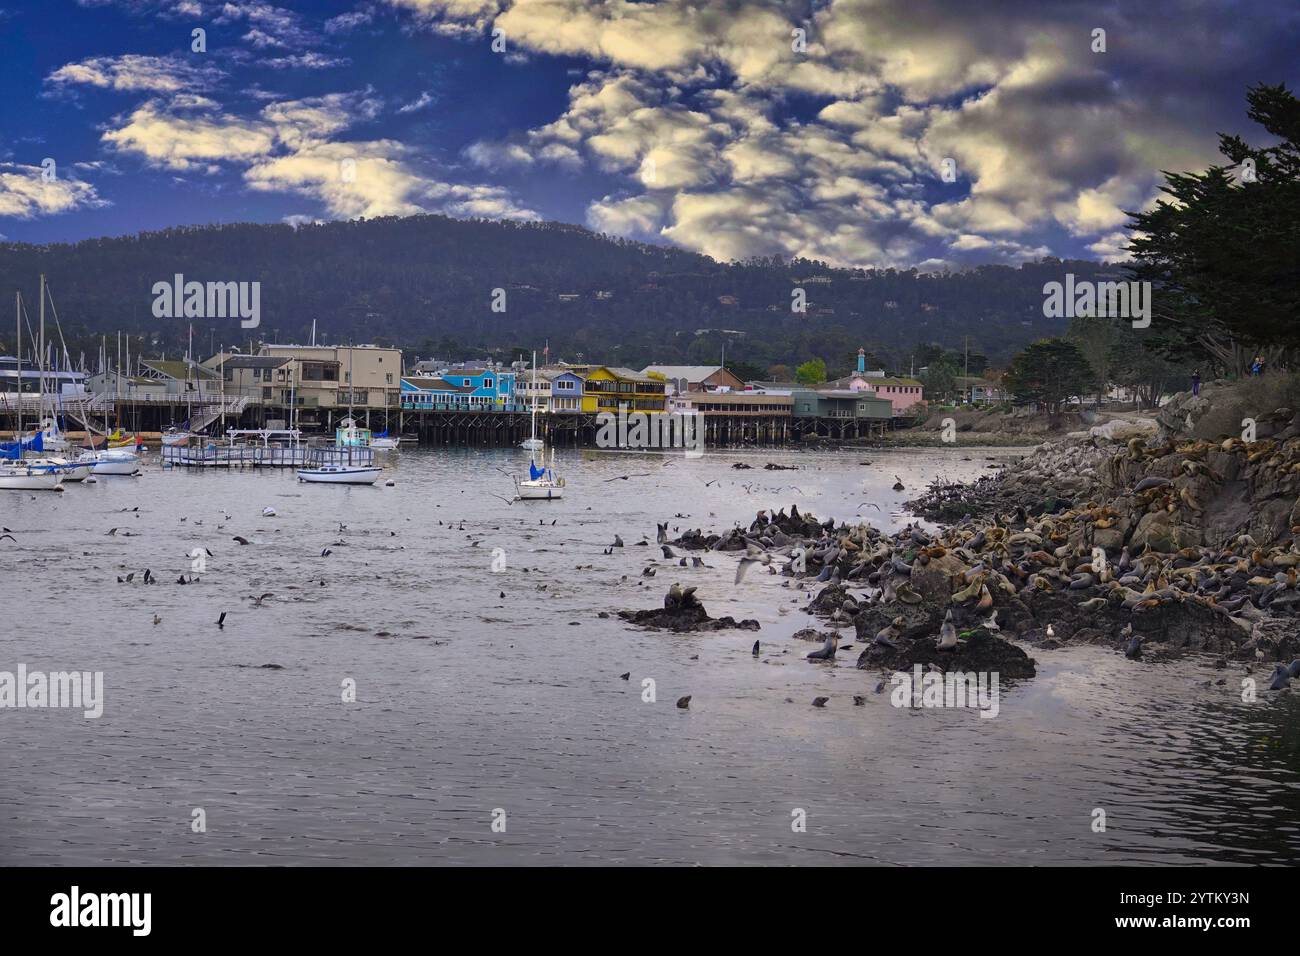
[0,470,64,490]
[82,453,142,476]
[369,438,400,450]
[26,459,91,481]
[518,480,563,500]
[297,467,383,484]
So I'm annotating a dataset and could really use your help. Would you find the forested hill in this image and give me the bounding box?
[0,215,1116,375]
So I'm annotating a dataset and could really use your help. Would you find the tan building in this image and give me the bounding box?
[257,344,401,411]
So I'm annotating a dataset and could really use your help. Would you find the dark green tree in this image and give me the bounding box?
[1003,339,1098,422]
[1127,83,1300,374]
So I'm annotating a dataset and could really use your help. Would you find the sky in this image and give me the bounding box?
[0,0,1297,270]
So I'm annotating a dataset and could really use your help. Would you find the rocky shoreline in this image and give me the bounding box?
[622,386,1300,683]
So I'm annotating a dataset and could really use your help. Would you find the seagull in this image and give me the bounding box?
[248,593,274,607]
[735,551,773,584]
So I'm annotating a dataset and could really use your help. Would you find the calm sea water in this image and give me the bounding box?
[1,445,1298,865]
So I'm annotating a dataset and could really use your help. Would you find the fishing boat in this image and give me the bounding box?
[517,449,564,500]
[0,462,63,491]
[297,463,383,484]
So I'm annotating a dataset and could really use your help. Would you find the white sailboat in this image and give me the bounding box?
[519,352,545,451]
[0,462,63,490]
[297,463,383,484]
[24,457,91,481]
[76,448,142,476]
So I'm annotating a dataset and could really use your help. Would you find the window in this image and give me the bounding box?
[484,378,493,389]
[385,373,393,384]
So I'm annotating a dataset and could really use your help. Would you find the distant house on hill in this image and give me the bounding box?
[956,376,1007,404]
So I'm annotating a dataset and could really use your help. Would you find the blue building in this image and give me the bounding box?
[400,368,519,410]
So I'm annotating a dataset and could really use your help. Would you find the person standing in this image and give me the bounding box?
[1191,369,1201,396]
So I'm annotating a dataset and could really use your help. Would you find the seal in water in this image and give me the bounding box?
[806,634,837,661]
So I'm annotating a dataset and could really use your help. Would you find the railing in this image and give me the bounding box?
[161,443,374,468]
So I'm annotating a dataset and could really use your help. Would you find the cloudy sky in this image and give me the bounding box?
[1,0,1296,269]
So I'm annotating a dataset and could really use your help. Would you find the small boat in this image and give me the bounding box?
[77,449,142,476]
[369,429,400,450]
[161,428,194,447]
[297,464,383,484]
[24,457,92,481]
[517,454,564,500]
[519,437,544,451]
[0,463,64,490]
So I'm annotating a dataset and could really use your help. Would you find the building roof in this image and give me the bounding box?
[641,365,725,381]
[604,366,654,383]
[402,376,474,393]
[871,377,923,386]
[139,359,218,381]
[223,356,289,370]
[816,389,890,401]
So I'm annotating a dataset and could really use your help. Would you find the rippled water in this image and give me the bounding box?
[2,444,1298,865]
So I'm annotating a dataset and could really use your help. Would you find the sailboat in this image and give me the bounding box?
[369,429,399,450]
[520,352,545,451]
[517,447,564,500]
[0,461,64,490]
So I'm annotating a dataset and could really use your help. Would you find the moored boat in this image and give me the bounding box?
[297,463,383,484]
[0,463,64,490]
[77,449,142,476]
[24,457,92,481]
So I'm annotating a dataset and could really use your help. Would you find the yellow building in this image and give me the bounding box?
[579,366,667,413]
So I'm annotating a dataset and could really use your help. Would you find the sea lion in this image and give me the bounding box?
[937,610,958,650]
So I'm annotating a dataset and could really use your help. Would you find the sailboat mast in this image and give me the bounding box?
[530,350,537,443]
[38,274,45,430]
[14,291,21,439]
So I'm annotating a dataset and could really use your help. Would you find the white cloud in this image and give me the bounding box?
[0,163,108,219]
[101,91,536,221]
[46,54,223,93]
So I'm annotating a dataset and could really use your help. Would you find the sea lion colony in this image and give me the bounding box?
[622,408,1300,678]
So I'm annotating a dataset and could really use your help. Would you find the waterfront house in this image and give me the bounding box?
[440,367,517,407]
[869,377,925,415]
[562,366,666,413]
[399,376,477,409]
[641,365,746,395]
[210,344,403,413]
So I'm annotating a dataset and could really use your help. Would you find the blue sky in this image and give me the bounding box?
[1,0,1297,270]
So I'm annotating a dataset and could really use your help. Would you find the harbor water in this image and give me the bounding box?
[2,445,1298,865]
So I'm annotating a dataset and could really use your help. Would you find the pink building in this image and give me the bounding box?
[826,348,925,415]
